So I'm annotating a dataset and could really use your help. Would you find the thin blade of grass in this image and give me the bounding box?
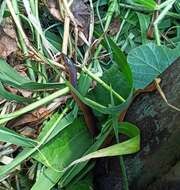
[0,127,37,147]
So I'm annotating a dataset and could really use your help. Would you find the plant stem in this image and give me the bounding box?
[94,0,118,63]
[154,0,175,45]
[10,0,35,81]
[111,92,129,190]
[0,87,69,124]
[118,3,180,19]
[82,67,125,103]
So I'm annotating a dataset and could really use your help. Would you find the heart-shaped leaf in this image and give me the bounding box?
[127,43,180,89]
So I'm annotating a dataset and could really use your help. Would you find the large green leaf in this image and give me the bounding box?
[59,122,112,187]
[42,122,139,189]
[31,118,93,190]
[0,111,74,177]
[39,122,139,190]
[127,43,180,89]
[33,119,93,167]
[63,122,140,168]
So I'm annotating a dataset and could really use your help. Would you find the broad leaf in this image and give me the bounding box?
[31,118,93,190]
[59,122,112,187]
[63,122,140,168]
[0,111,74,177]
[127,43,180,89]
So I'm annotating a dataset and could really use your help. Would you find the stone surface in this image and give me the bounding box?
[94,58,180,190]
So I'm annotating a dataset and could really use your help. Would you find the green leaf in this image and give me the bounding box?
[109,38,133,84]
[0,82,33,103]
[0,59,64,92]
[62,122,140,170]
[45,30,62,50]
[33,119,93,167]
[88,64,131,107]
[0,111,73,177]
[40,112,75,143]
[174,0,180,13]
[79,38,134,114]
[63,163,95,188]
[0,126,37,147]
[59,122,112,187]
[137,13,150,44]
[135,0,157,10]
[31,121,112,189]
[127,43,180,89]
[31,118,93,190]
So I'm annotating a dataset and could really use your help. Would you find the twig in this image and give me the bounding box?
[155,78,180,112]
[82,0,95,66]
[62,15,70,54]
[147,0,161,39]
[154,0,176,45]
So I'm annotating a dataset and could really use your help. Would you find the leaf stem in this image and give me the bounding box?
[154,0,175,45]
[82,67,125,103]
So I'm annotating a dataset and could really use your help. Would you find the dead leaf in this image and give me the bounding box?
[47,0,63,21]
[2,17,17,39]
[6,96,68,129]
[4,65,32,98]
[47,0,90,46]
[0,25,17,58]
[107,17,121,36]
[19,126,37,138]
[14,65,32,97]
[7,107,52,129]
[71,0,90,46]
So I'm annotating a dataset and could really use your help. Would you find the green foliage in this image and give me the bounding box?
[33,119,93,168]
[0,59,64,92]
[135,0,157,10]
[88,63,131,106]
[137,13,150,44]
[31,118,93,190]
[0,0,179,189]
[0,126,37,147]
[127,43,180,89]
